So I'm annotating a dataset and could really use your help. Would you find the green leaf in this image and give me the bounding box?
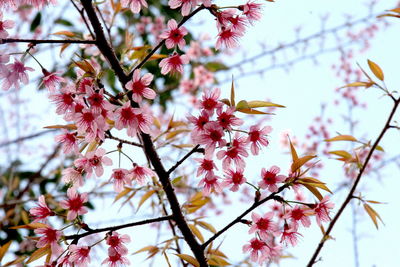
[30,12,42,32]
[54,19,73,26]
[205,61,229,72]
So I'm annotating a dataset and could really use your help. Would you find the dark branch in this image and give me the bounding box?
[167,144,201,174]
[306,97,400,266]
[64,215,173,241]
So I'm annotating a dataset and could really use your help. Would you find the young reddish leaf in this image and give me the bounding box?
[297,177,332,194]
[184,192,210,214]
[188,224,204,243]
[175,254,200,267]
[247,100,285,108]
[363,203,384,229]
[52,31,75,37]
[366,200,386,204]
[59,43,70,56]
[388,8,400,13]
[26,246,51,264]
[149,54,167,60]
[220,98,231,106]
[137,190,156,212]
[10,222,48,230]
[0,241,12,262]
[325,135,357,142]
[378,13,400,18]
[367,59,384,81]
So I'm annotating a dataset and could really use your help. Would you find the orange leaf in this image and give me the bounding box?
[367,59,384,81]
[188,224,204,243]
[175,254,200,267]
[52,31,75,37]
[26,246,51,264]
[10,222,48,230]
[137,190,156,212]
[325,135,357,142]
[363,203,384,229]
[0,241,12,262]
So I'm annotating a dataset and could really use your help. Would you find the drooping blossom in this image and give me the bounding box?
[0,11,15,38]
[198,174,223,196]
[74,148,113,178]
[199,88,223,115]
[280,224,302,247]
[59,189,88,220]
[247,124,271,155]
[216,134,248,169]
[248,212,278,239]
[55,131,79,155]
[215,27,243,50]
[0,59,34,90]
[168,0,197,16]
[48,85,76,115]
[129,165,155,185]
[258,166,286,192]
[313,195,334,226]
[105,232,131,255]
[62,167,84,188]
[29,195,54,222]
[102,248,130,267]
[159,52,189,75]
[221,168,246,192]
[242,238,269,264]
[110,168,131,192]
[121,0,148,14]
[42,69,65,92]
[240,1,263,24]
[160,19,188,49]
[34,225,62,254]
[69,245,91,267]
[125,69,155,103]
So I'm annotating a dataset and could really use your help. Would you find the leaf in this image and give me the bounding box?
[171,176,182,185]
[297,177,332,194]
[388,8,400,13]
[165,129,190,140]
[175,254,200,267]
[325,135,357,142]
[375,145,384,152]
[339,82,373,89]
[52,31,75,37]
[60,43,71,56]
[188,224,204,243]
[73,59,96,75]
[303,184,323,201]
[43,124,76,130]
[289,138,298,162]
[184,192,210,214]
[136,190,156,212]
[208,255,231,266]
[0,241,12,262]
[3,256,28,267]
[113,187,132,203]
[328,150,353,159]
[236,108,270,115]
[247,100,285,108]
[367,59,384,81]
[133,245,159,255]
[10,222,48,229]
[363,203,384,229]
[197,221,217,233]
[205,61,229,72]
[220,98,231,106]
[235,100,249,110]
[54,19,73,26]
[291,155,316,173]
[26,246,51,264]
[30,12,41,32]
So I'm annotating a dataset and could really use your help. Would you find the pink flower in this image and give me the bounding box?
[197,122,226,154]
[160,19,188,49]
[248,212,278,239]
[242,238,269,264]
[34,225,62,254]
[247,124,271,155]
[313,195,334,226]
[0,12,15,38]
[59,189,88,220]
[114,102,153,136]
[86,86,113,113]
[215,27,243,50]
[216,134,248,169]
[49,85,76,115]
[198,174,223,196]
[168,0,197,16]
[62,167,84,188]
[280,224,302,247]
[199,88,223,115]
[125,70,155,102]
[69,245,91,267]
[285,205,312,230]
[258,166,286,192]
[29,195,54,222]
[106,232,131,255]
[110,168,131,192]
[24,0,57,9]
[187,111,210,140]
[221,168,246,192]
[74,148,113,178]
[0,59,34,90]
[159,52,189,75]
[194,155,217,177]
[55,131,79,155]
[129,165,155,185]
[102,248,130,267]
[216,107,243,130]
[121,0,148,13]
[42,69,65,92]
[240,1,263,24]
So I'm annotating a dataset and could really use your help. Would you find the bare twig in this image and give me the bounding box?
[0,38,96,45]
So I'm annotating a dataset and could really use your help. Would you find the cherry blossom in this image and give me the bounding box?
[216,107,243,130]
[280,224,302,247]
[199,88,223,115]
[216,134,248,169]
[48,85,76,115]
[160,19,188,49]
[69,245,91,267]
[74,148,113,178]
[42,69,65,92]
[198,174,223,196]
[129,165,155,185]
[24,0,57,9]
[106,232,131,255]
[258,165,286,192]
[29,195,54,222]
[221,167,246,192]
[247,124,272,155]
[313,195,335,226]
[159,52,189,75]
[194,155,217,177]
[55,131,79,155]
[168,0,197,16]
[0,11,15,38]
[121,0,148,14]
[59,189,88,220]
[34,225,62,254]
[248,212,278,239]
[187,110,210,140]
[215,27,243,50]
[285,205,312,230]
[0,59,34,90]
[86,86,113,114]
[110,168,131,192]
[197,121,227,154]
[242,237,269,264]
[240,1,263,24]
[125,69,156,103]
[102,248,130,267]
[62,167,84,188]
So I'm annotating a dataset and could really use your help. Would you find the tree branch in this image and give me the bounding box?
[64,215,173,241]
[306,97,400,266]
[0,38,96,45]
[167,145,201,174]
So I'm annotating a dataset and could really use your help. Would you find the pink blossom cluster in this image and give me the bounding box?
[0,0,56,10]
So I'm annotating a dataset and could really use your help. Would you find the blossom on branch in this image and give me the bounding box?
[59,189,88,220]
[160,19,188,50]
[0,11,15,38]
[159,52,189,75]
[29,195,54,222]
[121,0,148,14]
[125,69,156,103]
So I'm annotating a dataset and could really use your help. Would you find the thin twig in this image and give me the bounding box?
[0,38,96,45]
[0,130,56,148]
[167,145,201,174]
